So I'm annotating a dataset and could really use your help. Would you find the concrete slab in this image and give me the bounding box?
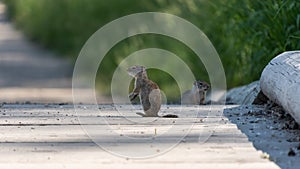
[0,104,281,169]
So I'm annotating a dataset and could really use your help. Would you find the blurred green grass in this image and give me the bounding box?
[3,0,300,101]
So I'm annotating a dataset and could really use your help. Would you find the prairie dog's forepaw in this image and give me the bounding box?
[129,93,138,101]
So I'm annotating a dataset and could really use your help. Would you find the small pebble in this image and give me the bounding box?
[260,152,270,159]
[288,148,296,156]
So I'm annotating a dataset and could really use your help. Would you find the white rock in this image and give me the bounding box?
[260,51,300,124]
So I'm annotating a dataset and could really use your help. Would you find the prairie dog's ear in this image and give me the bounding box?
[206,82,210,88]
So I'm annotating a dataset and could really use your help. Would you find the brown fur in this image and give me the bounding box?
[127,65,177,118]
[181,80,210,105]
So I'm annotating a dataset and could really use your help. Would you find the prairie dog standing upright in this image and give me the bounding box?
[127,65,161,117]
[181,80,210,105]
[127,65,177,118]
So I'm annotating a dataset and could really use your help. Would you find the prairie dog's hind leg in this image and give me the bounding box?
[146,89,161,117]
[136,112,146,117]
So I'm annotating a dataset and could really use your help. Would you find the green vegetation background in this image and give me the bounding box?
[3,0,300,101]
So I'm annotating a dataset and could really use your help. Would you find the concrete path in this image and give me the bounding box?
[0,104,281,169]
[0,3,73,103]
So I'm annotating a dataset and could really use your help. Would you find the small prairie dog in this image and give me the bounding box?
[181,80,210,105]
[127,65,177,118]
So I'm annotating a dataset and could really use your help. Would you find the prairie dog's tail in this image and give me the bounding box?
[162,114,178,118]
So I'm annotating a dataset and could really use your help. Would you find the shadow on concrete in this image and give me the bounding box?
[224,105,300,169]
